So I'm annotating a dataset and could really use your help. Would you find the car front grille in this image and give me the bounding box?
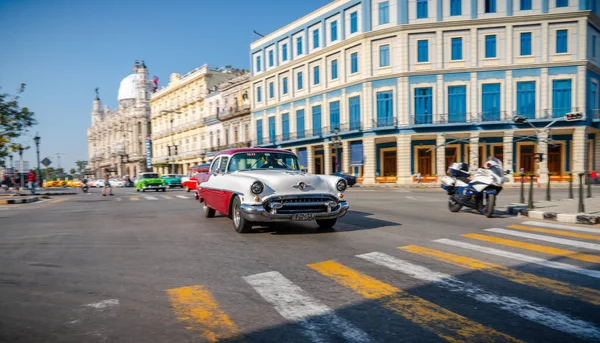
[264,194,339,214]
[146,183,162,187]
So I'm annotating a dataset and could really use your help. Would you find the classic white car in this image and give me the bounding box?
[196,148,349,233]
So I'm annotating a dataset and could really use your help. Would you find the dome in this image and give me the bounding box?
[117,73,140,101]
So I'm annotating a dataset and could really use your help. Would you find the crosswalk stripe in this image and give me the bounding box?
[508,224,600,241]
[116,197,122,202]
[436,239,600,279]
[162,195,173,199]
[400,245,600,306]
[358,251,600,340]
[145,196,158,201]
[166,285,240,342]
[308,260,521,343]
[130,196,140,201]
[465,233,600,264]
[522,221,600,234]
[486,228,600,252]
[176,195,189,199]
[243,271,371,343]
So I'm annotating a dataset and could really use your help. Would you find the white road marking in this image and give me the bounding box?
[358,252,600,341]
[176,195,189,199]
[85,299,119,309]
[243,271,372,343]
[116,197,122,202]
[435,239,600,279]
[522,221,600,234]
[486,228,600,251]
[88,192,92,196]
[144,196,159,200]
[405,196,417,200]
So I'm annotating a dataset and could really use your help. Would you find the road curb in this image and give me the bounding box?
[505,204,600,225]
[0,196,40,205]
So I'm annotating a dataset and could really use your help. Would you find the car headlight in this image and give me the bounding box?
[336,179,347,192]
[251,181,264,195]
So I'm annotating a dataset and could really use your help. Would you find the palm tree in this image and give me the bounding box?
[75,160,88,173]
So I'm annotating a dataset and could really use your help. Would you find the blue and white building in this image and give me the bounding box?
[250,0,600,185]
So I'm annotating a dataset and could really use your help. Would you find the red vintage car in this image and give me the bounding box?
[182,163,210,192]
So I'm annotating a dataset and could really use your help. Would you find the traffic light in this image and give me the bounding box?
[534,153,544,162]
[565,112,585,121]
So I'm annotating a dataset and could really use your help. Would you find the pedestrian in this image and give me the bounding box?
[416,172,422,184]
[101,168,113,196]
[27,169,36,195]
[1,175,9,192]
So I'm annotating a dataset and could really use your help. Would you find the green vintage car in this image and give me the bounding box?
[136,172,166,192]
[160,174,182,188]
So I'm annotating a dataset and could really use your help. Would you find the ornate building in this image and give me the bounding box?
[87,61,154,177]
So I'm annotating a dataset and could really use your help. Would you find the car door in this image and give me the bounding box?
[202,157,221,207]
[209,157,230,214]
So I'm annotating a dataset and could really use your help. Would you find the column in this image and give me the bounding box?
[307,145,316,174]
[340,89,348,125]
[398,77,409,126]
[503,130,515,182]
[578,19,587,61]
[470,28,478,68]
[436,75,443,123]
[572,127,589,187]
[470,131,480,171]
[436,134,446,181]
[363,82,373,130]
[396,134,412,185]
[537,131,549,184]
[540,68,549,118]
[342,140,350,174]
[470,72,478,121]
[435,31,443,70]
[506,25,513,65]
[324,143,332,175]
[506,70,513,117]
[541,23,548,63]
[577,65,586,111]
[362,136,376,185]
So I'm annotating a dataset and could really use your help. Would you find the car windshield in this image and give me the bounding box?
[485,157,504,177]
[141,173,159,179]
[164,174,178,178]
[228,152,300,172]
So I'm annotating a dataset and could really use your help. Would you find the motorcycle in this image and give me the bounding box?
[81,179,89,193]
[440,157,509,218]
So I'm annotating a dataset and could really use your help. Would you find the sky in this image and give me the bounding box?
[0,0,330,171]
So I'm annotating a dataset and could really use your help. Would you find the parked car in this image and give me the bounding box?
[331,172,357,187]
[109,179,125,187]
[197,148,349,233]
[183,163,210,192]
[161,174,182,188]
[135,173,166,192]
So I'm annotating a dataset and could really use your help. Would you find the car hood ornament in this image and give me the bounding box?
[292,181,310,190]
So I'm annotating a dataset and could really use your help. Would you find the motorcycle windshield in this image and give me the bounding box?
[486,157,504,178]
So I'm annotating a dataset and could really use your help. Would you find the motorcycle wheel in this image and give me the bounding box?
[484,194,496,218]
[448,198,462,212]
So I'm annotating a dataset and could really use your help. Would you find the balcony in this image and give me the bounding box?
[372,117,398,129]
[217,103,251,121]
[204,115,218,124]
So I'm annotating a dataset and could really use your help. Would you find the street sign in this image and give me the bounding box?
[42,158,52,167]
[145,137,152,170]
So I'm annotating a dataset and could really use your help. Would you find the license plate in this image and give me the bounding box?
[292,213,316,221]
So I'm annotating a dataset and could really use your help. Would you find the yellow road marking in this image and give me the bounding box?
[163,195,173,200]
[130,196,140,201]
[464,233,600,264]
[308,260,521,343]
[166,285,240,343]
[400,245,600,306]
[508,224,600,241]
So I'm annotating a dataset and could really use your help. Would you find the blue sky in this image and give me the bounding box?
[0,0,329,171]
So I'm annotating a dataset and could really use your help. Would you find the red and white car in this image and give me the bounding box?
[182,163,210,192]
[196,148,349,233]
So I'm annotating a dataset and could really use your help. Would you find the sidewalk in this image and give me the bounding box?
[0,196,40,205]
[506,195,600,225]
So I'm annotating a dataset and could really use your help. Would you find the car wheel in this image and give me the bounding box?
[142,189,145,192]
[136,189,140,192]
[231,196,252,233]
[316,218,337,229]
[184,186,190,192]
[203,201,215,218]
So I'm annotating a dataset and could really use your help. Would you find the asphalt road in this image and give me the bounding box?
[1,186,599,343]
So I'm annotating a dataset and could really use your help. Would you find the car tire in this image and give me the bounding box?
[231,196,252,233]
[316,218,337,229]
[184,186,190,192]
[142,189,145,192]
[136,189,140,192]
[203,201,215,218]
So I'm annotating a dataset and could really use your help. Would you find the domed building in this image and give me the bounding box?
[87,61,155,178]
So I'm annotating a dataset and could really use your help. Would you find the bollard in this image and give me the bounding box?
[587,172,592,199]
[520,173,525,204]
[568,172,573,199]
[578,173,585,213]
[528,174,535,210]
[546,176,551,201]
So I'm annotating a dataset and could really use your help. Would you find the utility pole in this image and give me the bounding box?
[56,152,65,180]
[333,128,341,173]
[34,133,41,187]
[18,146,24,190]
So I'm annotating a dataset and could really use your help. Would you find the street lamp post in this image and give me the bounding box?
[18,146,24,190]
[34,134,41,187]
[333,128,341,173]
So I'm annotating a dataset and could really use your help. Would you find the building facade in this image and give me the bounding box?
[150,65,239,174]
[249,0,600,185]
[87,62,154,178]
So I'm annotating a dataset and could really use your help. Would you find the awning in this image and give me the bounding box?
[350,141,363,166]
[297,149,308,169]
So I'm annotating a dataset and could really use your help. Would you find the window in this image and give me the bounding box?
[414,88,432,124]
[552,79,572,117]
[516,81,536,119]
[556,0,568,7]
[268,50,274,67]
[331,21,338,42]
[256,56,261,72]
[591,82,598,110]
[520,32,532,56]
[417,0,428,18]
[331,60,338,80]
[349,96,361,130]
[484,35,496,58]
[485,0,496,13]
[556,29,568,53]
[268,116,276,144]
[520,0,532,10]
[376,91,394,126]
[351,52,358,73]
[417,40,429,62]
[269,82,274,98]
[313,29,320,49]
[481,83,501,121]
[350,12,358,33]
[297,36,303,55]
[379,1,389,24]
[329,101,340,132]
[297,72,303,90]
[296,109,305,138]
[379,45,390,67]
[282,43,288,61]
[451,37,462,60]
[450,0,462,15]
[282,113,290,141]
[210,157,221,173]
[282,77,288,95]
[448,85,466,122]
[257,86,262,102]
[312,105,322,136]
[313,66,320,85]
[256,120,263,145]
[593,36,597,58]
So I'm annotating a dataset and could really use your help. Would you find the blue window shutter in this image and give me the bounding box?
[350,12,358,33]
[269,83,274,98]
[520,32,532,56]
[331,21,338,41]
[282,44,287,61]
[268,50,273,67]
[298,149,308,168]
[296,109,305,138]
[552,79,572,117]
[379,45,390,67]
[379,1,389,24]
[417,0,428,18]
[451,37,462,60]
[329,101,340,132]
[351,53,358,73]
[297,37,303,55]
[414,88,432,124]
[268,117,276,143]
[520,0,532,10]
[297,72,303,90]
[349,96,361,130]
[556,30,568,53]
[256,119,263,145]
[485,0,497,13]
[312,105,322,136]
[481,84,501,121]
[350,141,364,166]
[256,56,261,72]
[282,113,289,140]
[485,35,496,58]
[556,0,568,8]
[447,86,466,122]
[591,82,598,110]
[314,66,320,85]
[593,36,597,58]
[516,81,536,119]
[417,40,429,62]
[257,86,262,102]
[450,0,462,15]
[313,29,319,49]
[283,78,288,95]
[376,91,394,126]
[331,60,338,79]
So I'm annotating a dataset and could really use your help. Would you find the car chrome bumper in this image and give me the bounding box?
[140,186,165,190]
[239,201,349,222]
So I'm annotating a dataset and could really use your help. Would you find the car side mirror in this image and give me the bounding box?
[301,168,308,173]
[505,170,511,175]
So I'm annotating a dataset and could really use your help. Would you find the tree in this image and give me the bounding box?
[0,84,36,167]
[75,160,88,173]
[69,168,76,175]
